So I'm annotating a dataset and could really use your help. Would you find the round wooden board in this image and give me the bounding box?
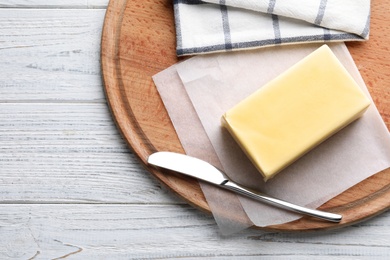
[101,0,390,231]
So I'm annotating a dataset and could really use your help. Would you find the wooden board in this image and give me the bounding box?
[101,0,390,231]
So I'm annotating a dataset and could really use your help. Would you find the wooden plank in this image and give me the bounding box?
[0,0,109,8]
[0,9,106,102]
[0,103,178,204]
[0,204,389,259]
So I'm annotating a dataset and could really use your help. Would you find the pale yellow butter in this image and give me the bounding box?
[222,45,370,181]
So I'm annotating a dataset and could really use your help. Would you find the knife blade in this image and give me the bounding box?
[147,151,342,223]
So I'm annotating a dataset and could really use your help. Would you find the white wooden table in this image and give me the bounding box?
[0,1,389,258]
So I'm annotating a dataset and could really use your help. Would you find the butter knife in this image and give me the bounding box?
[147,151,342,223]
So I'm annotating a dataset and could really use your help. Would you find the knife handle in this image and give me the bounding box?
[222,181,342,223]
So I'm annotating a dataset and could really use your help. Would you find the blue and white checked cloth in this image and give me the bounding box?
[174,0,371,56]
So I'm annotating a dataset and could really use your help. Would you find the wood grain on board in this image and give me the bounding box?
[101,0,390,231]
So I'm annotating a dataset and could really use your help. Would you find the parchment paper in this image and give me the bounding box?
[153,43,390,231]
[152,67,253,235]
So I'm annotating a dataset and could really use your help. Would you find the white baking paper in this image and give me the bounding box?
[153,43,390,230]
[152,66,253,235]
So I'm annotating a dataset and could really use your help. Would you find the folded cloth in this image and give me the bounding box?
[174,0,371,56]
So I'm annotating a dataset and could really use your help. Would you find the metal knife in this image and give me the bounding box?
[147,151,342,223]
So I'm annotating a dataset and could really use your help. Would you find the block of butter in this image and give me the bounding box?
[222,45,370,182]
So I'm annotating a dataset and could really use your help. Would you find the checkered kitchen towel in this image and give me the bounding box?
[174,0,371,56]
